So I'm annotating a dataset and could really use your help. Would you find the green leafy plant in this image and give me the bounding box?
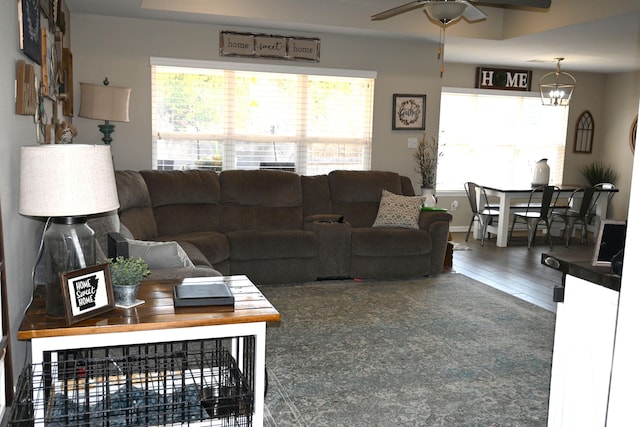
[579,161,618,186]
[108,256,150,286]
[413,134,441,189]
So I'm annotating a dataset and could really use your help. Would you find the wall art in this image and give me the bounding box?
[19,0,42,65]
[392,94,426,130]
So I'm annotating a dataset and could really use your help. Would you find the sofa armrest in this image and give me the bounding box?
[418,211,452,274]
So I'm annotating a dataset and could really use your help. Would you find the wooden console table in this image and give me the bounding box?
[17,275,280,426]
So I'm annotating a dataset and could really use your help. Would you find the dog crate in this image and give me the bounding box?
[9,337,255,426]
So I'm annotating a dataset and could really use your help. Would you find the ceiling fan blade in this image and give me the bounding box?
[471,0,551,8]
[462,2,487,22]
[371,0,428,21]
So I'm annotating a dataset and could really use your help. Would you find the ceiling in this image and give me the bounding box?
[65,0,640,74]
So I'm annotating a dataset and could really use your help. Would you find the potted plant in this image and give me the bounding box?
[579,161,617,186]
[413,134,440,206]
[108,256,150,307]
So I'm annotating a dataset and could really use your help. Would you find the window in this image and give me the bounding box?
[437,88,569,191]
[151,58,375,174]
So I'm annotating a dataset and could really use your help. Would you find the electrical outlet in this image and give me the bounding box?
[451,200,459,212]
[408,138,418,149]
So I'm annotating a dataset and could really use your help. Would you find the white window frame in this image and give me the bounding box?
[436,87,568,194]
[150,57,376,175]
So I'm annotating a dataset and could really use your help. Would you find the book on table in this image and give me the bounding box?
[173,277,235,307]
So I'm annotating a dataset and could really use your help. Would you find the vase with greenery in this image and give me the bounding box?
[579,161,618,186]
[109,256,150,306]
[413,134,440,190]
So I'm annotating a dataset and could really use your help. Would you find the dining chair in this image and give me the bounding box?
[548,186,598,247]
[508,185,557,249]
[464,182,500,246]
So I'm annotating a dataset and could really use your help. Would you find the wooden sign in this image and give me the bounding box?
[16,60,37,115]
[476,67,532,91]
[220,31,320,62]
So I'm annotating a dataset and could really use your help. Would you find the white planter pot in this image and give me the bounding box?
[421,187,436,207]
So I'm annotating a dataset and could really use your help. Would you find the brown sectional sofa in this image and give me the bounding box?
[113,169,452,284]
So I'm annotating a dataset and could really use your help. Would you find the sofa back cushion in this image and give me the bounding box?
[220,170,304,231]
[115,171,158,240]
[140,170,221,235]
[301,175,333,218]
[328,170,405,227]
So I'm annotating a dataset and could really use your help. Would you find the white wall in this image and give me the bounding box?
[0,1,50,386]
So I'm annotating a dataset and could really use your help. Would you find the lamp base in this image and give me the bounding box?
[98,121,115,145]
[43,216,96,317]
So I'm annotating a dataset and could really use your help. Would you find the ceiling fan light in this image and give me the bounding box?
[539,58,576,107]
[424,1,468,24]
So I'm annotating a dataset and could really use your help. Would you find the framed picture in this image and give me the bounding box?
[60,264,115,325]
[19,0,42,65]
[61,48,73,116]
[591,220,627,268]
[392,94,426,130]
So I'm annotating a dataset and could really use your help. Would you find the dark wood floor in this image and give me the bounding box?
[447,231,594,312]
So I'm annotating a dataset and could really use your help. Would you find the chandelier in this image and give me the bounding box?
[539,58,576,106]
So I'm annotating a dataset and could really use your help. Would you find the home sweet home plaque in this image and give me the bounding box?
[220,31,320,62]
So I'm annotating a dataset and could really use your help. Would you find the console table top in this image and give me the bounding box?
[18,275,280,340]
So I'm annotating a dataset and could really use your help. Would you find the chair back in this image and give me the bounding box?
[464,182,479,214]
[539,185,557,218]
[523,185,555,216]
[574,186,596,217]
[595,182,617,205]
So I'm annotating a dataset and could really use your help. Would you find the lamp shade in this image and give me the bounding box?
[78,83,131,122]
[424,1,467,23]
[19,144,120,217]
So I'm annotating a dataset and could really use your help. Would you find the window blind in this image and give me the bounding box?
[151,59,375,174]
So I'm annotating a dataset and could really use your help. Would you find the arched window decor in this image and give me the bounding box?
[574,110,594,153]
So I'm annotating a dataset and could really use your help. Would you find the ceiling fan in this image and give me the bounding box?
[371,0,552,24]
[371,0,551,77]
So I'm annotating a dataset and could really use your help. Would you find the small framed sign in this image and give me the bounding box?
[60,263,115,325]
[392,94,426,130]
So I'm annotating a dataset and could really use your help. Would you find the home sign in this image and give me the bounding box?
[220,31,320,62]
[475,67,532,91]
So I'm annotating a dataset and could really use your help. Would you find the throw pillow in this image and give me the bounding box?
[372,189,425,229]
[127,239,195,269]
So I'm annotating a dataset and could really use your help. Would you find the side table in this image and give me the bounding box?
[15,275,280,426]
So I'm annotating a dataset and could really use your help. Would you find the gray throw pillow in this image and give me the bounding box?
[127,239,195,269]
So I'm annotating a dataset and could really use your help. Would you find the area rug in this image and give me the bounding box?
[260,273,554,426]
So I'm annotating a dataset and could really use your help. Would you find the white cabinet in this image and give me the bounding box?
[548,274,620,426]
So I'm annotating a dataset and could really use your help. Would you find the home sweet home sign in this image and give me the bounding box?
[475,67,532,91]
[220,31,320,62]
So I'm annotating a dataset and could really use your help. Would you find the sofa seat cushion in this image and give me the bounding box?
[157,231,229,266]
[227,230,317,260]
[351,228,432,257]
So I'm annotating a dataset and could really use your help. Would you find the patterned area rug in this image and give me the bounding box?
[260,274,554,426]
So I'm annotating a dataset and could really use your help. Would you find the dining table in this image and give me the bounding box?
[475,184,618,247]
